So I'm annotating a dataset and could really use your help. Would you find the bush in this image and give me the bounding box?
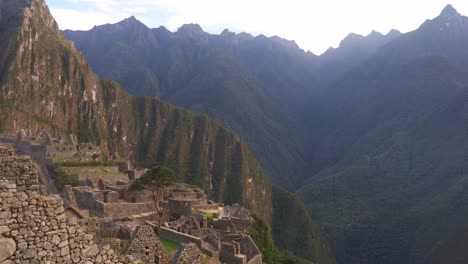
[129,166,175,191]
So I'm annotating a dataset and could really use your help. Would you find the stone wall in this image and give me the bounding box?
[239,236,262,264]
[219,243,246,264]
[0,146,128,263]
[73,188,105,217]
[171,191,198,200]
[212,218,237,233]
[47,144,77,157]
[159,227,202,249]
[124,225,172,264]
[168,199,193,218]
[15,140,32,155]
[171,243,208,264]
[72,187,155,218]
[192,204,220,213]
[248,255,263,264]
[31,145,47,161]
[123,189,153,203]
[231,217,252,233]
[102,202,155,219]
[78,173,129,187]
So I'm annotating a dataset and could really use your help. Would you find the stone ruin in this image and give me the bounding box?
[0,129,264,263]
[0,145,215,263]
[59,173,262,263]
[14,129,101,160]
[0,145,126,263]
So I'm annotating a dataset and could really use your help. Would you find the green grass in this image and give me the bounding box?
[58,160,115,167]
[64,171,124,176]
[202,212,215,219]
[53,155,92,161]
[48,165,80,191]
[160,238,179,253]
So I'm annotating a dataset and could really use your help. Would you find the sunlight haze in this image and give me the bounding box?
[47,0,468,54]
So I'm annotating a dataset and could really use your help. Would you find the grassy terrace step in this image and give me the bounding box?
[61,166,120,173]
[160,238,179,254]
[57,160,115,167]
[52,156,92,161]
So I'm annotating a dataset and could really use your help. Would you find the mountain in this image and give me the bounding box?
[62,16,402,190]
[316,29,402,84]
[0,0,335,263]
[272,186,335,263]
[63,21,318,189]
[298,4,468,263]
[0,0,271,220]
[61,3,468,264]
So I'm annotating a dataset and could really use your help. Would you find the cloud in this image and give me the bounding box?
[48,0,468,54]
[50,8,126,30]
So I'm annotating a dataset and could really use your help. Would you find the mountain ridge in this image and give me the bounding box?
[299,4,468,263]
[61,3,468,264]
[0,1,335,263]
[0,0,272,220]
[64,17,317,189]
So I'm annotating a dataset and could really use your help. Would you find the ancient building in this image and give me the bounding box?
[0,145,220,263]
[0,131,265,263]
[0,145,127,263]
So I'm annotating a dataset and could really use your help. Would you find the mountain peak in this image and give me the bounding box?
[177,23,205,37]
[116,16,147,28]
[440,4,460,17]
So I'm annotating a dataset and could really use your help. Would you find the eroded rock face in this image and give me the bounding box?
[0,237,16,262]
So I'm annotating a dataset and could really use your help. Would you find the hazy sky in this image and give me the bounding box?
[47,0,468,55]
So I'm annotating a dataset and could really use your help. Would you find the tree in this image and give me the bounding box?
[130,166,175,231]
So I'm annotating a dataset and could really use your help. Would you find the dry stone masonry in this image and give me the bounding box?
[0,145,127,263]
[0,144,261,263]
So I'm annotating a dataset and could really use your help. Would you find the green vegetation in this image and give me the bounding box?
[160,238,179,254]
[52,156,92,161]
[250,215,315,264]
[201,212,215,219]
[129,166,176,191]
[271,187,335,264]
[0,1,316,262]
[49,165,79,191]
[57,160,115,167]
[63,20,316,190]
[58,4,468,264]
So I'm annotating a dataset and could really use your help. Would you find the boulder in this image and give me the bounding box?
[0,238,16,262]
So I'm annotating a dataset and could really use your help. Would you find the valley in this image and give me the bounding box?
[64,3,468,264]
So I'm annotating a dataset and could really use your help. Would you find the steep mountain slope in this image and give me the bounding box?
[0,0,270,220]
[59,3,468,264]
[63,21,318,189]
[62,17,402,190]
[298,5,468,264]
[272,186,334,264]
[0,1,335,263]
[316,30,401,84]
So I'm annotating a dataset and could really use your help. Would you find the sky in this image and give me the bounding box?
[47,0,468,55]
